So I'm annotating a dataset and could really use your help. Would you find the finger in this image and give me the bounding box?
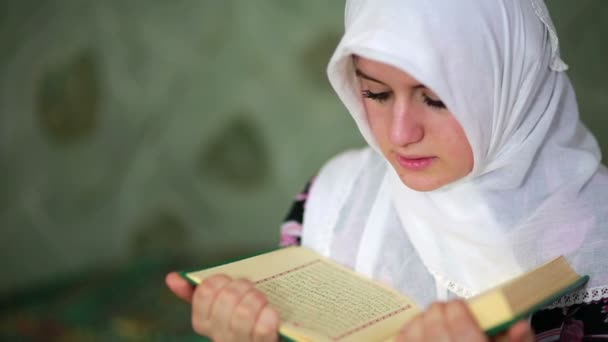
[444,300,487,342]
[231,288,268,340]
[209,278,255,335]
[422,302,452,342]
[191,274,232,336]
[252,305,280,342]
[398,314,424,341]
[165,272,195,303]
[507,320,534,342]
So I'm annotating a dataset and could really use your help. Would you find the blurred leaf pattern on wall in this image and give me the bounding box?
[0,0,606,297]
[37,50,100,143]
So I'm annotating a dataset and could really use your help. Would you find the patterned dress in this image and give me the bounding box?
[279,181,608,341]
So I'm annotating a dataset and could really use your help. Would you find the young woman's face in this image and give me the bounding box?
[355,57,474,191]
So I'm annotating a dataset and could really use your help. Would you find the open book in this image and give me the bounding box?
[180,247,587,342]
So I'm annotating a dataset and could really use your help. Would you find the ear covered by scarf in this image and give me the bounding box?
[323,0,608,301]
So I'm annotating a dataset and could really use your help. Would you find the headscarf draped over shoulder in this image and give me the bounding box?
[302,0,608,308]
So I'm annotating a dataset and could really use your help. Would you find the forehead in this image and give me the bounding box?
[354,56,425,87]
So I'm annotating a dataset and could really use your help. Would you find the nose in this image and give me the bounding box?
[389,100,423,147]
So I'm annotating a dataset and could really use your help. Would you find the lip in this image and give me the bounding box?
[395,153,436,171]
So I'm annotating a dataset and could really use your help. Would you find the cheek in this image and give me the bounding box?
[449,126,474,171]
[438,117,474,172]
[364,104,387,142]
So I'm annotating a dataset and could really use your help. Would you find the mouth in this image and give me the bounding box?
[395,153,436,171]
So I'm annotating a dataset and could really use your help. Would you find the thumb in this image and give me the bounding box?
[506,320,534,342]
[165,272,195,303]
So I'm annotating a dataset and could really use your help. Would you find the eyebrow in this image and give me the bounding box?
[355,68,385,84]
[355,68,426,89]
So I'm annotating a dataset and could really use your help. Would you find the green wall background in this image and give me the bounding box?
[0,1,606,295]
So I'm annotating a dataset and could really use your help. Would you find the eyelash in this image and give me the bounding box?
[422,95,446,109]
[361,90,390,102]
[361,90,446,109]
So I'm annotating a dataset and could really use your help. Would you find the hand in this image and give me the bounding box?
[166,272,196,302]
[397,300,534,342]
[166,272,280,341]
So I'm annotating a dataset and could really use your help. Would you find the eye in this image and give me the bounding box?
[422,93,446,109]
[362,90,392,103]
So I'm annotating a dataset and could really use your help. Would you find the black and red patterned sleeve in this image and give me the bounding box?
[531,293,608,341]
[279,178,314,247]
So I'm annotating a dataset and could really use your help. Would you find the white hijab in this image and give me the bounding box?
[303,0,608,308]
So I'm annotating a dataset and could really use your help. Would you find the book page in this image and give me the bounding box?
[258,259,415,340]
[466,256,584,335]
[185,247,419,341]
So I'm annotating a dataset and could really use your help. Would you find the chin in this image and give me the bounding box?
[398,174,445,192]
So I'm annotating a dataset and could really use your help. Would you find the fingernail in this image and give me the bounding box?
[259,307,278,329]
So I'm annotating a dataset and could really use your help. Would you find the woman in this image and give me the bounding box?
[167,0,608,340]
